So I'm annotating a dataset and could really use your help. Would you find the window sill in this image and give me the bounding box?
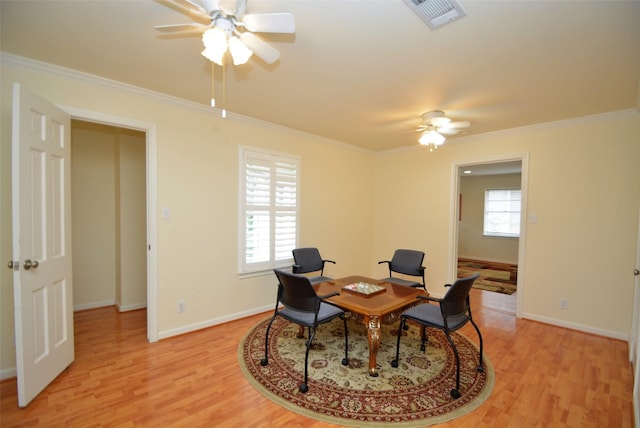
[483,234,519,239]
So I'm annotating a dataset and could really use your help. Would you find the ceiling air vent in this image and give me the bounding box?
[403,0,467,30]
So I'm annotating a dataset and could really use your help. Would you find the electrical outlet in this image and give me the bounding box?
[177,300,185,313]
[560,299,568,310]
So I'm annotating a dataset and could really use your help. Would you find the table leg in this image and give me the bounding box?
[364,315,381,377]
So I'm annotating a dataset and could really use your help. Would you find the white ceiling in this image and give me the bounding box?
[1,0,639,152]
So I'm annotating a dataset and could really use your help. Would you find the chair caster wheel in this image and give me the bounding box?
[342,358,348,366]
[299,383,308,393]
[391,360,398,368]
[260,358,268,366]
[477,365,485,373]
[450,389,461,399]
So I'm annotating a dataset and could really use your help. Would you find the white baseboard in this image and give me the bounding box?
[158,304,273,340]
[521,312,627,341]
[73,300,115,312]
[116,302,147,312]
[0,367,17,381]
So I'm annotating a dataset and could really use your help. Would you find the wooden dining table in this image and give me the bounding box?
[313,275,427,377]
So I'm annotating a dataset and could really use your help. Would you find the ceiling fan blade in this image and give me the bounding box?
[155,23,209,32]
[165,0,210,20]
[234,0,247,19]
[239,32,280,64]
[201,0,220,14]
[442,120,470,129]
[243,13,295,33]
[438,128,462,135]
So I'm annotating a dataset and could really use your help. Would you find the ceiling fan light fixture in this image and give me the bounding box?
[431,116,451,127]
[419,129,446,148]
[156,0,295,67]
[228,36,253,65]
[201,28,228,65]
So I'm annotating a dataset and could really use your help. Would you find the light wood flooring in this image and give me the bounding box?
[471,287,517,314]
[0,297,634,427]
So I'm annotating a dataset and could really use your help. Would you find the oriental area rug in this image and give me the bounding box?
[239,316,494,427]
[458,258,518,295]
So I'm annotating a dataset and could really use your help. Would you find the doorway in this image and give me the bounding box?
[451,155,528,317]
[63,106,159,342]
[71,120,147,313]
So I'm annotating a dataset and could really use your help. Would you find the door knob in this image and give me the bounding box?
[635,269,640,276]
[23,259,39,270]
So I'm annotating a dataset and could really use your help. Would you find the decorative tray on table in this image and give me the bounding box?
[342,282,386,296]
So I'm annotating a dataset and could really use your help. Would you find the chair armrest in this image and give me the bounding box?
[378,260,391,265]
[324,259,336,264]
[417,294,441,303]
[318,292,339,300]
[292,264,301,273]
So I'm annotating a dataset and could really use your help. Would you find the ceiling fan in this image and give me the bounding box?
[416,110,470,150]
[155,0,295,66]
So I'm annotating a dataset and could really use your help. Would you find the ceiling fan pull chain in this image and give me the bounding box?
[210,62,216,108]
[222,61,227,118]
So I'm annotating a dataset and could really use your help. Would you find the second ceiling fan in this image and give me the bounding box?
[417,111,470,150]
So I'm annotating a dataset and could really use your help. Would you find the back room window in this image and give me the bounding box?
[483,188,521,238]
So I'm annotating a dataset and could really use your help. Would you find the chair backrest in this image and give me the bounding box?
[390,249,425,276]
[441,273,481,316]
[274,269,320,313]
[292,247,324,274]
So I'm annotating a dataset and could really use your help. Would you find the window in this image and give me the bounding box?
[239,147,299,273]
[483,188,521,238]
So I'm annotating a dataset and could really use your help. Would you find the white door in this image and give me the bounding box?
[11,83,74,407]
[633,206,640,427]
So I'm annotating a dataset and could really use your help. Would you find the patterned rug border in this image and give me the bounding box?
[458,258,518,296]
[238,316,495,427]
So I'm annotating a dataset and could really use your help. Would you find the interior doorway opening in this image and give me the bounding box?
[452,157,528,316]
[71,120,147,314]
[63,106,158,343]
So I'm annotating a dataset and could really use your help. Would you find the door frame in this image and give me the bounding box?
[448,152,529,318]
[62,106,159,342]
[631,205,640,426]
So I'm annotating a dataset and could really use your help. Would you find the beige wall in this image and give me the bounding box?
[458,173,521,263]
[71,121,117,306]
[1,55,639,377]
[0,56,375,375]
[118,130,147,311]
[372,115,640,337]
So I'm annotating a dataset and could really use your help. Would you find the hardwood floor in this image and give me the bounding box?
[471,287,517,314]
[1,300,634,427]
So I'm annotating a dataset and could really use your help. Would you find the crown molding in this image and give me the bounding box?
[3,52,635,156]
[0,52,368,153]
[381,108,639,155]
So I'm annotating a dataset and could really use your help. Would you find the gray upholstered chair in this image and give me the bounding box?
[261,269,349,393]
[391,273,483,399]
[292,247,336,284]
[378,249,426,290]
